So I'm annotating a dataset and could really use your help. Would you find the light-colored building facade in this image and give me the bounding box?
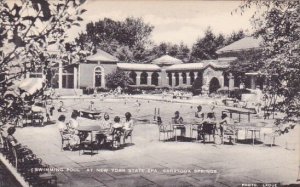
[30,36,262,95]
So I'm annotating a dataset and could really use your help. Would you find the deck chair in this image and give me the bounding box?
[200,122,216,143]
[59,130,70,151]
[158,123,173,141]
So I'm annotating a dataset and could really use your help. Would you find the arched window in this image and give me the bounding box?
[140,72,148,85]
[94,66,104,87]
[129,71,137,85]
[151,72,159,86]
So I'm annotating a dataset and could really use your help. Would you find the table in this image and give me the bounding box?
[222,107,256,122]
[76,109,102,120]
[246,128,261,146]
[77,125,102,155]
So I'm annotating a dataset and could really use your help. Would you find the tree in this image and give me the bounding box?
[149,42,190,62]
[191,28,218,61]
[75,17,154,62]
[0,0,86,124]
[105,70,133,89]
[239,0,300,122]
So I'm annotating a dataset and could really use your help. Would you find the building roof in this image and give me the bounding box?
[117,63,160,71]
[151,55,183,65]
[86,49,119,62]
[166,57,236,71]
[216,36,263,54]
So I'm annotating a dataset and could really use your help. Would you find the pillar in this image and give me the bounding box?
[194,72,198,80]
[178,72,183,86]
[219,76,224,87]
[250,76,256,89]
[58,61,62,89]
[73,66,78,89]
[171,73,176,87]
[158,72,162,86]
[186,74,191,85]
[147,72,152,86]
[228,73,234,89]
[136,72,141,86]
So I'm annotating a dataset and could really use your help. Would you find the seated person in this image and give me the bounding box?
[57,115,68,133]
[106,116,123,148]
[100,113,112,130]
[68,112,80,150]
[58,101,67,112]
[172,111,185,136]
[219,113,235,135]
[198,112,216,141]
[123,112,134,143]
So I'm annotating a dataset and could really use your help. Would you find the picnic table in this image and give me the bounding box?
[222,107,256,122]
[77,124,108,155]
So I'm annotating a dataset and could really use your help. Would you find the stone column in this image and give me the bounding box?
[171,73,176,87]
[228,73,234,89]
[73,66,78,89]
[147,72,152,86]
[194,72,198,80]
[178,72,183,86]
[250,76,256,89]
[219,76,224,88]
[186,73,191,85]
[158,72,162,86]
[58,61,62,89]
[136,72,141,86]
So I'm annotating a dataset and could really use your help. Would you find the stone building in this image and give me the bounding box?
[29,36,263,95]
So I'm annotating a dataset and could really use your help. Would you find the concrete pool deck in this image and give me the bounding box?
[11,96,300,187]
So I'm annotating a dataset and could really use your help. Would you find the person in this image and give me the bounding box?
[107,116,123,148]
[172,111,185,136]
[100,113,112,130]
[123,112,134,143]
[195,105,204,119]
[89,101,95,111]
[198,112,216,141]
[58,101,67,112]
[6,126,19,148]
[68,112,80,150]
[57,115,68,132]
[219,113,236,144]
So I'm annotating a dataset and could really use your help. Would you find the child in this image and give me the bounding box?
[123,112,134,143]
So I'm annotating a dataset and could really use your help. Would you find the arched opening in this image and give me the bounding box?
[175,72,179,86]
[94,66,104,87]
[168,72,172,86]
[140,72,148,85]
[189,72,195,85]
[129,71,137,85]
[209,77,221,93]
[151,72,159,86]
[182,72,187,84]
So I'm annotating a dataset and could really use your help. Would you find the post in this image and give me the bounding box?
[171,73,176,87]
[147,72,152,86]
[58,61,63,89]
[178,72,183,86]
[74,66,78,89]
[136,72,141,86]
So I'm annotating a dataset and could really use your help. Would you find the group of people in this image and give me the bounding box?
[57,111,134,150]
[169,105,236,143]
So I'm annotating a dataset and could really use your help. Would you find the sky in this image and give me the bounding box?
[67,0,256,47]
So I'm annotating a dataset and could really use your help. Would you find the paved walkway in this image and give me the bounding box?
[14,122,299,187]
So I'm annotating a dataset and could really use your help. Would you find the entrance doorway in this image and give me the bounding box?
[209,77,220,93]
